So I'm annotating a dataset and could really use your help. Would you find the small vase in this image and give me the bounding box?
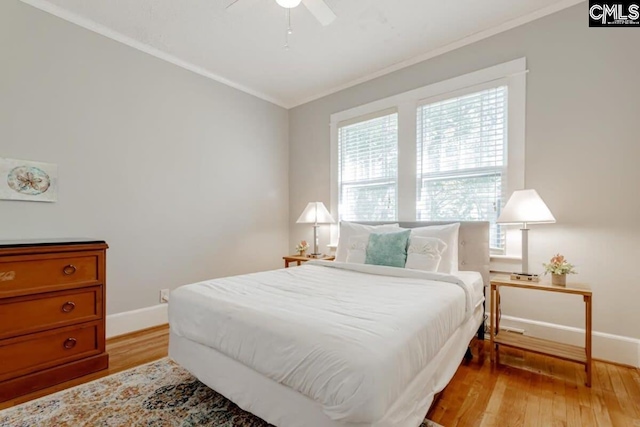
[298,250,306,257]
[552,273,566,286]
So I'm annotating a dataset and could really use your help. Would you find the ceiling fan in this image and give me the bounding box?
[278,0,336,26]
[225,0,337,27]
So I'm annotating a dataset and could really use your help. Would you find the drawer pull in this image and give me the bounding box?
[61,301,76,313]
[62,264,77,275]
[63,338,77,349]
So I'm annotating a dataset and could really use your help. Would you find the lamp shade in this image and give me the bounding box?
[497,189,556,225]
[296,202,335,224]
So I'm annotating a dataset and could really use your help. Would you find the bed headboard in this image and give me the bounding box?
[353,221,490,286]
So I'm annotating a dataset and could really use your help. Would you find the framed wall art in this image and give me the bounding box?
[0,158,58,202]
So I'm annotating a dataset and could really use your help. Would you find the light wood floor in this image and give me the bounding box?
[2,326,639,427]
[428,340,640,427]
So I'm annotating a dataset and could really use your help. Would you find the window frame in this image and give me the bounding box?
[330,58,526,255]
[337,108,399,222]
[415,82,509,251]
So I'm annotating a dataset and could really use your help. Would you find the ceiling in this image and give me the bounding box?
[22,0,580,108]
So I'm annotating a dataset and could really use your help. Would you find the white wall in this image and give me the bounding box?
[0,1,289,315]
[289,5,640,363]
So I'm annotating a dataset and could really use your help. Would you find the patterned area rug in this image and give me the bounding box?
[0,358,442,427]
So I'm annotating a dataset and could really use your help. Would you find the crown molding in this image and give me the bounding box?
[288,0,585,108]
[20,0,585,110]
[19,0,290,109]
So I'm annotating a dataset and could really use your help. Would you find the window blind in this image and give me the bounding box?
[416,86,507,250]
[338,111,398,221]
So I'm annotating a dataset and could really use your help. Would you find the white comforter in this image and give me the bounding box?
[169,261,473,424]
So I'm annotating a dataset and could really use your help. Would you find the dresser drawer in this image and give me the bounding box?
[0,254,99,296]
[0,322,102,382]
[0,286,102,340]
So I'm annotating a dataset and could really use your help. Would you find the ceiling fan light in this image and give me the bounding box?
[276,0,302,8]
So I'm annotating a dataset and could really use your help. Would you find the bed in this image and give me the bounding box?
[169,221,489,427]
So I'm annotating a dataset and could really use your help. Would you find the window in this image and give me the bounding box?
[338,111,398,221]
[330,58,526,254]
[416,86,507,250]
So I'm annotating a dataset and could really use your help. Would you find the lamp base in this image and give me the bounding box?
[308,253,324,259]
[510,273,540,282]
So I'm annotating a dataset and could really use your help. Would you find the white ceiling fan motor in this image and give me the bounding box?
[276,0,302,8]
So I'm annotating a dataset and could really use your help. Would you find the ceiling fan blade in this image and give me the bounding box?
[223,0,240,9]
[223,0,256,15]
[301,0,336,26]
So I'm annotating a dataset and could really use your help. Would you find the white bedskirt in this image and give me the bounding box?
[169,304,483,427]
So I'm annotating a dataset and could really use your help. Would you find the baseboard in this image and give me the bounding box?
[106,304,168,339]
[493,314,640,368]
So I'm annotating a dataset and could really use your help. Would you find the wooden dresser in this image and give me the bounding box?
[0,239,109,401]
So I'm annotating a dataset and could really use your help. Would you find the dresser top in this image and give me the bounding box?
[0,238,106,249]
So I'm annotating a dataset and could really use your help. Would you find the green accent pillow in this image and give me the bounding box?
[364,229,411,268]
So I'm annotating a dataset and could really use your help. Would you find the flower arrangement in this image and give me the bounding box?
[543,254,577,276]
[295,240,310,255]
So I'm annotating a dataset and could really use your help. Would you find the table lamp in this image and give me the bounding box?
[296,202,335,258]
[497,189,556,281]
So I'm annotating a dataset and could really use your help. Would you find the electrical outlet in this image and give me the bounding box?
[160,289,170,304]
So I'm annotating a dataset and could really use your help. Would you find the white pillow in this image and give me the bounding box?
[345,235,368,264]
[405,237,448,272]
[335,222,400,262]
[408,223,460,273]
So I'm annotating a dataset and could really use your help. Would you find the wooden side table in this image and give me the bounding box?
[490,275,593,387]
[283,255,335,268]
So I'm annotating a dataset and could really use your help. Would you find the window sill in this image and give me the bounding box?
[490,254,522,262]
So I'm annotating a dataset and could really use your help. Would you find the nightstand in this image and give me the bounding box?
[282,255,335,268]
[490,275,592,387]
